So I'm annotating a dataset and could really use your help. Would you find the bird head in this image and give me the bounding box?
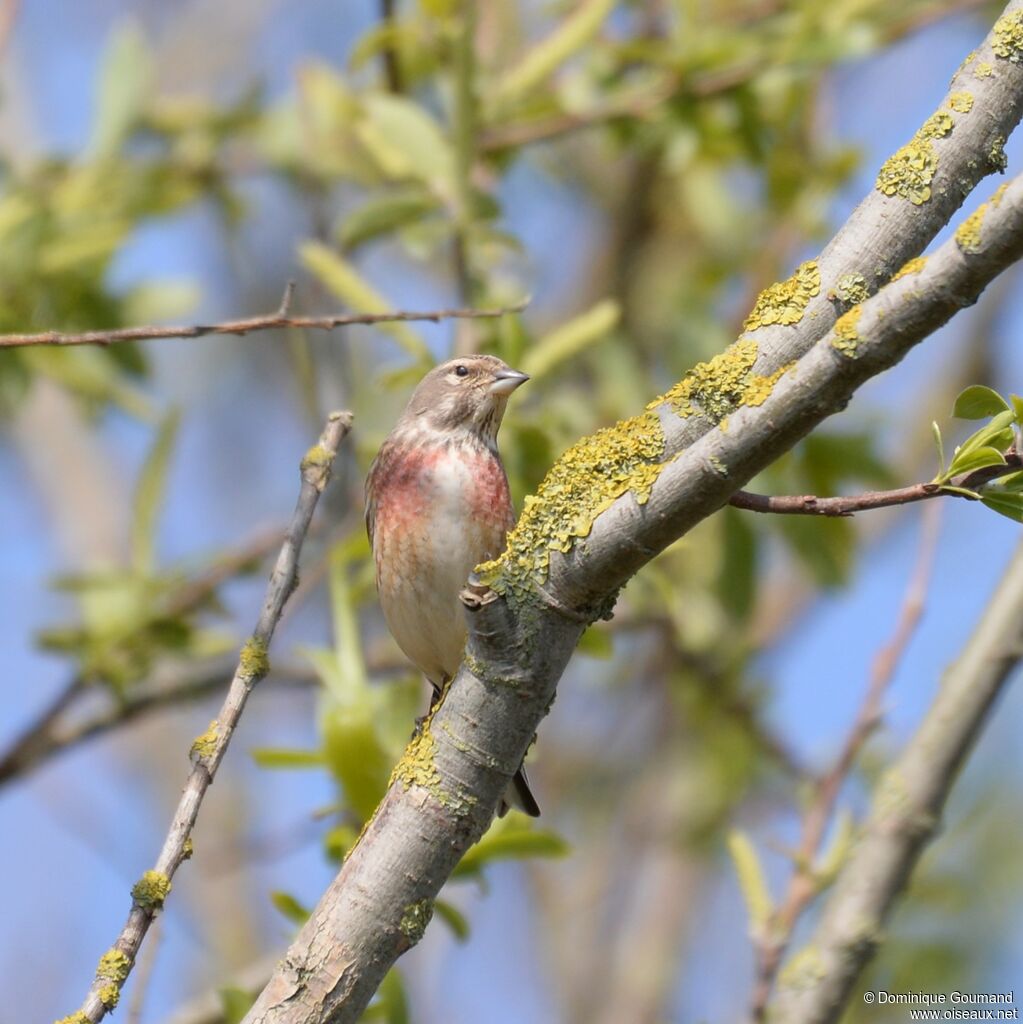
[399,355,529,447]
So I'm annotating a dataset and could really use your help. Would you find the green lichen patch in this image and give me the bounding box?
[476,411,666,599]
[182,836,195,860]
[399,898,434,945]
[975,61,995,78]
[131,870,171,911]
[831,305,863,358]
[96,948,132,982]
[300,443,332,471]
[391,719,442,793]
[98,984,120,1009]
[993,10,1023,63]
[891,256,928,282]
[948,91,974,113]
[876,138,937,205]
[239,636,270,680]
[779,945,827,991]
[742,261,821,331]
[190,720,219,762]
[831,273,869,304]
[988,134,1008,172]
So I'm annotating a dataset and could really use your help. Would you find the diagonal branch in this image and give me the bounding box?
[768,535,1023,1024]
[241,11,1023,1020]
[0,285,526,349]
[63,411,351,1024]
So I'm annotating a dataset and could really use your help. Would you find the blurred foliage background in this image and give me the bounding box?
[2,2,1023,1022]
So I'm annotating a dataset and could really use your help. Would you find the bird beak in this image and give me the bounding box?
[489,369,530,396]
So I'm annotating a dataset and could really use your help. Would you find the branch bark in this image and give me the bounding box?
[66,411,351,1024]
[0,286,525,349]
[768,536,1023,1023]
[243,8,1023,1020]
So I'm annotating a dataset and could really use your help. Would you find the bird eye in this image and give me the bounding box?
[454,365,469,377]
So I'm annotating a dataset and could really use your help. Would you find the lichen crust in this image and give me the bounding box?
[993,10,1023,63]
[948,91,974,113]
[831,305,863,358]
[399,898,434,944]
[131,869,172,911]
[189,720,219,762]
[742,261,821,331]
[475,411,666,600]
[890,256,927,282]
[96,948,132,983]
[239,636,270,680]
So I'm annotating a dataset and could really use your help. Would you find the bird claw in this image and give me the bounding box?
[460,582,498,609]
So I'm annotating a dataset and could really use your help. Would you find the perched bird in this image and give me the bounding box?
[365,355,539,817]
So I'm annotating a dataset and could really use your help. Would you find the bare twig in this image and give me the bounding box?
[749,502,942,1021]
[729,453,1022,517]
[0,675,86,784]
[770,536,1023,1023]
[0,288,527,350]
[66,411,352,1024]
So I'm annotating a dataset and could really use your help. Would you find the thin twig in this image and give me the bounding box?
[0,287,527,350]
[749,503,942,1021]
[67,410,352,1024]
[126,920,162,1024]
[729,455,1021,517]
[0,676,86,784]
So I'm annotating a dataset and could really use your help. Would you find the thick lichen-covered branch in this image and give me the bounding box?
[65,411,351,1024]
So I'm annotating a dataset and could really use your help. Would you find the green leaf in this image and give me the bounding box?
[90,22,154,158]
[1011,394,1023,425]
[324,824,360,863]
[338,188,439,250]
[219,986,256,1024]
[947,445,1007,478]
[452,817,570,879]
[298,241,431,362]
[321,703,392,822]
[952,385,1009,420]
[520,299,620,381]
[937,485,982,500]
[492,0,617,107]
[359,969,409,1024]
[132,410,180,573]
[727,829,773,936]
[434,898,471,941]
[981,492,1023,523]
[577,624,613,659]
[270,890,311,926]
[989,470,1023,492]
[356,93,455,199]
[932,421,945,478]
[251,747,324,769]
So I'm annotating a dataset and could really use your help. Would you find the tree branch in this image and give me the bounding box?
[749,502,942,1020]
[0,286,526,349]
[242,9,1023,1019]
[729,454,1022,516]
[65,411,351,1024]
[768,535,1023,1023]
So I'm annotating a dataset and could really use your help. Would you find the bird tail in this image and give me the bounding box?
[498,765,541,818]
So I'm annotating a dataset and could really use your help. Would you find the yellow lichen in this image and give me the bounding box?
[891,256,927,282]
[54,1015,90,1024]
[779,945,827,991]
[876,138,937,205]
[654,340,760,420]
[300,443,332,472]
[742,261,821,331]
[832,273,869,304]
[399,899,434,944]
[948,91,973,113]
[956,184,1007,256]
[182,836,194,860]
[918,111,953,139]
[98,984,120,1009]
[476,411,666,599]
[743,362,795,407]
[96,948,131,983]
[993,10,1023,63]
[831,305,863,358]
[975,61,994,78]
[189,720,219,762]
[239,636,270,679]
[131,870,171,911]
